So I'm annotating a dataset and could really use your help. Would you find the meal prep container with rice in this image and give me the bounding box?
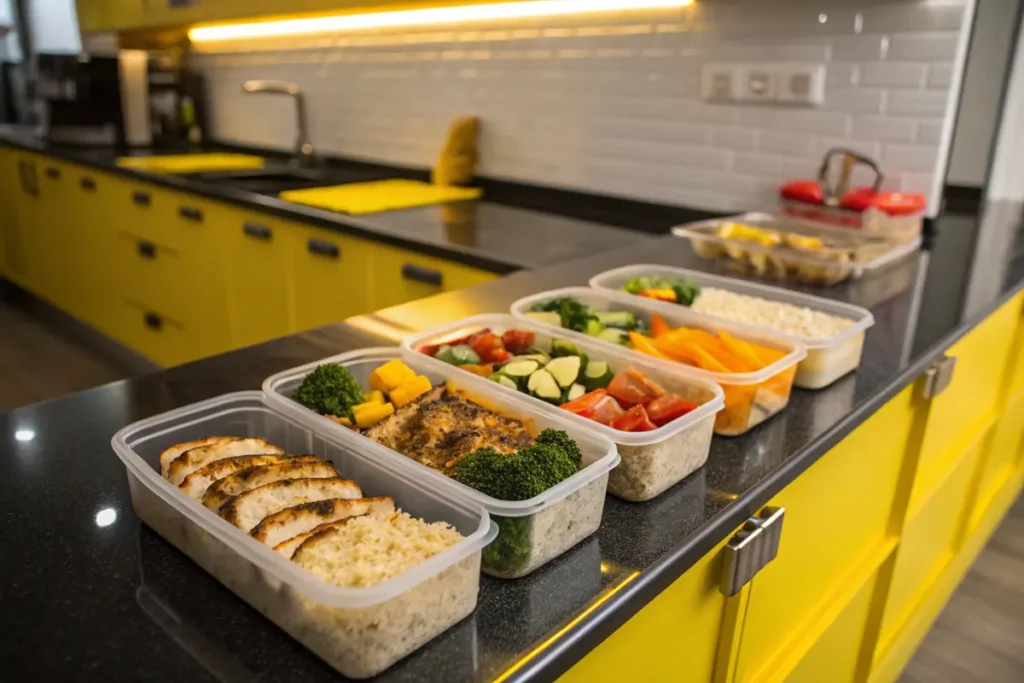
[590,265,875,390]
[264,349,619,578]
[403,314,725,502]
[511,288,806,437]
[111,392,496,679]
[672,212,921,286]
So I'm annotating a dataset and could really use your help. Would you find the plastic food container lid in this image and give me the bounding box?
[510,287,807,387]
[263,349,621,518]
[589,265,875,350]
[111,391,497,608]
[402,314,726,448]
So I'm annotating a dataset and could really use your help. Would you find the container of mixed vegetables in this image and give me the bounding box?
[511,287,806,436]
[404,315,725,502]
[263,348,619,578]
[590,265,875,390]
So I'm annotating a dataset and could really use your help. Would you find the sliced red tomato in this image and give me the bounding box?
[645,394,699,427]
[561,389,625,426]
[607,368,667,407]
[610,405,658,432]
[502,329,536,355]
[470,332,510,364]
[417,343,441,357]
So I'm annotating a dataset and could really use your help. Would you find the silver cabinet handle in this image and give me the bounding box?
[922,354,957,399]
[720,506,785,596]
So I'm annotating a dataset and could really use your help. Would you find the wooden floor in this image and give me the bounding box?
[900,494,1024,683]
[0,299,134,412]
[0,299,1021,681]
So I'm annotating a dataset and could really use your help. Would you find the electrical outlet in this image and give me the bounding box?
[701,63,738,102]
[736,66,777,102]
[777,64,826,106]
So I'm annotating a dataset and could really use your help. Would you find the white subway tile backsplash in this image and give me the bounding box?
[199,0,969,214]
[886,89,950,116]
[860,62,927,88]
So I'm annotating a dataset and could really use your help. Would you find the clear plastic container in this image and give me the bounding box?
[403,314,725,502]
[590,265,875,390]
[263,349,620,578]
[111,391,497,679]
[672,212,922,286]
[511,288,807,437]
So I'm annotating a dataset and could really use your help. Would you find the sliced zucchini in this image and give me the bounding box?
[595,310,638,329]
[584,318,605,337]
[497,375,519,391]
[527,369,562,404]
[597,328,629,345]
[514,353,550,366]
[546,356,582,388]
[564,383,587,403]
[503,359,540,379]
[583,360,614,391]
[524,311,562,327]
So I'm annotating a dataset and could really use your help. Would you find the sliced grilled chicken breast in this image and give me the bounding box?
[274,519,354,559]
[179,454,310,500]
[160,437,230,479]
[202,459,339,512]
[219,478,363,533]
[166,438,285,486]
[253,496,396,551]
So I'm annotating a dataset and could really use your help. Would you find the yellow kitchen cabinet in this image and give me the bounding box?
[288,224,372,332]
[221,209,294,349]
[76,0,146,31]
[0,148,16,278]
[973,388,1024,528]
[730,386,916,683]
[8,153,48,296]
[369,242,497,311]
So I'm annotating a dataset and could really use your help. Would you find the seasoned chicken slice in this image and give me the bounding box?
[160,437,229,479]
[179,454,302,500]
[365,387,532,472]
[202,458,339,512]
[167,438,285,486]
[252,496,395,550]
[219,478,363,533]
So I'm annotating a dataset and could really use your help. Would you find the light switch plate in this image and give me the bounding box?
[776,63,826,106]
[701,63,738,102]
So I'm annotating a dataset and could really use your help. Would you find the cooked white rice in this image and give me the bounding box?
[692,287,855,339]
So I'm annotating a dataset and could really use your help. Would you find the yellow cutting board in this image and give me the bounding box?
[115,153,266,174]
[279,179,482,215]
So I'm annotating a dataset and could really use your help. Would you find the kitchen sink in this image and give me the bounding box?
[183,165,391,195]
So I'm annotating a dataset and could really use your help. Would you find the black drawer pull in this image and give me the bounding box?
[307,238,339,259]
[401,263,443,287]
[137,241,156,259]
[45,167,61,180]
[132,191,151,206]
[178,206,203,222]
[80,177,96,191]
[243,222,272,240]
[143,312,163,331]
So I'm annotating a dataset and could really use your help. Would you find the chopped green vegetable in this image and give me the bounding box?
[292,364,365,419]
[489,373,520,391]
[597,327,630,346]
[564,383,587,403]
[515,353,551,366]
[483,515,532,576]
[583,361,614,391]
[523,311,563,328]
[527,369,562,404]
[621,276,701,306]
[436,344,481,366]
[530,297,599,333]
[546,356,582,388]
[595,310,639,330]
[584,318,605,337]
[503,359,540,379]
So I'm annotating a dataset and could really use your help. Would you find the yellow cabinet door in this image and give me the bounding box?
[222,211,294,349]
[0,148,15,278]
[289,225,372,332]
[731,386,919,683]
[369,242,497,311]
[64,166,118,329]
[9,154,49,296]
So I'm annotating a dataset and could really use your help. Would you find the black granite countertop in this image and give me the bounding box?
[1,202,1022,683]
[0,127,649,274]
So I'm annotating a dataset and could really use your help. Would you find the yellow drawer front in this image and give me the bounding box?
[784,572,879,683]
[558,540,729,683]
[734,386,916,683]
[916,298,1019,498]
[879,438,982,650]
[369,243,497,311]
[1011,292,1024,396]
[289,226,373,332]
[104,299,198,367]
[223,214,294,348]
[107,177,214,252]
[974,389,1024,522]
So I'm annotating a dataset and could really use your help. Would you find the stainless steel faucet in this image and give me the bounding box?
[242,80,319,167]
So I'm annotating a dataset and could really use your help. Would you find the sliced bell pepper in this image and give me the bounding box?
[628,331,671,359]
[650,313,672,338]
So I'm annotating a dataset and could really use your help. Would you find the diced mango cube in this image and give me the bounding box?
[354,402,395,429]
[362,390,385,404]
[370,360,417,393]
[389,375,433,408]
[352,401,381,415]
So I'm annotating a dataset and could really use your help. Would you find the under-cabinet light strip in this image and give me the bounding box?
[188,0,692,43]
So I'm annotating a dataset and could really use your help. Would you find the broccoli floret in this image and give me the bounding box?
[450,429,583,501]
[531,297,598,334]
[292,364,365,419]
